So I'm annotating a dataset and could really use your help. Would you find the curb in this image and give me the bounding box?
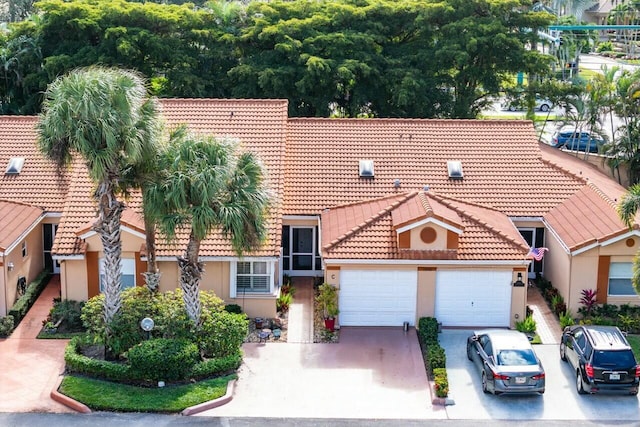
[429,380,455,406]
[50,376,92,413]
[181,379,236,416]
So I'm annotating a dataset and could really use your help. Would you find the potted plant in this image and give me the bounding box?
[316,283,339,332]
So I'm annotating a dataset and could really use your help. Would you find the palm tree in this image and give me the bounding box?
[617,185,640,293]
[37,66,161,326]
[149,126,270,325]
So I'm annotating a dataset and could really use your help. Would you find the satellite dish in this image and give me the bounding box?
[140,317,155,332]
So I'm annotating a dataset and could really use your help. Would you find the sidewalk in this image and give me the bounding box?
[286,277,314,343]
[527,284,563,345]
[0,275,71,413]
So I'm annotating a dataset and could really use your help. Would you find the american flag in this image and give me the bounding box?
[527,247,548,261]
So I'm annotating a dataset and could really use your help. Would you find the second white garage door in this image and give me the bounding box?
[339,270,417,326]
[435,270,512,327]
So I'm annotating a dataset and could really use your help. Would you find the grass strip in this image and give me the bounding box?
[59,374,235,412]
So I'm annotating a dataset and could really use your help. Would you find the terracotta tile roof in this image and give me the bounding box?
[321,191,530,261]
[54,99,289,257]
[539,143,633,250]
[0,200,43,252]
[285,119,585,217]
[391,192,463,230]
[0,116,70,211]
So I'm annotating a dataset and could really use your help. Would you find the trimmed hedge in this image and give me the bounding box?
[417,317,449,398]
[128,338,199,382]
[65,335,243,384]
[0,315,14,338]
[8,271,51,324]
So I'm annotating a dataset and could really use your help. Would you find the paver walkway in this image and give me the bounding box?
[0,275,71,413]
[527,283,563,344]
[285,277,314,343]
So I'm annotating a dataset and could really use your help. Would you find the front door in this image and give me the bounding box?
[282,225,321,276]
[518,227,545,279]
[43,223,60,274]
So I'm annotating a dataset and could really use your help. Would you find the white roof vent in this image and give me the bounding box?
[447,160,463,179]
[359,160,374,177]
[6,157,24,174]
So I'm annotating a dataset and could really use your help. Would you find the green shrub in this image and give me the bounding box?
[0,315,14,337]
[196,310,248,358]
[433,368,449,398]
[127,338,199,382]
[191,352,243,379]
[617,314,640,333]
[418,317,439,345]
[551,294,566,316]
[64,336,130,382]
[427,344,446,373]
[596,41,613,53]
[49,299,85,331]
[515,315,537,334]
[8,272,51,323]
[560,310,575,330]
[276,292,293,313]
[224,304,243,314]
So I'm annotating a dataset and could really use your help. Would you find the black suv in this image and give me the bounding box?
[560,325,639,395]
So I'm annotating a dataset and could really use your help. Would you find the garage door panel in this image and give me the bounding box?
[339,270,417,327]
[435,270,511,327]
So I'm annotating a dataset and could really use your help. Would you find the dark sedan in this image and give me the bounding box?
[467,329,545,395]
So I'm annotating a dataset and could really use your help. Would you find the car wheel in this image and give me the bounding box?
[539,389,545,395]
[467,344,473,361]
[630,389,638,396]
[576,370,586,395]
[560,342,567,361]
[482,372,490,394]
[540,104,550,112]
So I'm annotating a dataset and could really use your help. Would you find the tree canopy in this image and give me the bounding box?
[0,0,555,118]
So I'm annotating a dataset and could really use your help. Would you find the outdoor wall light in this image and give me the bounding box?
[7,262,14,271]
[513,272,525,287]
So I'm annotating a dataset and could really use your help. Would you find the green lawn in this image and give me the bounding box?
[59,374,235,412]
[628,335,640,361]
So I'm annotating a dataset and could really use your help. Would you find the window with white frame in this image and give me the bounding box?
[608,262,635,296]
[233,260,272,295]
[99,258,136,292]
[21,241,27,258]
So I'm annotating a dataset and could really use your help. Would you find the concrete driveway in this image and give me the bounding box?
[440,329,640,421]
[197,327,447,420]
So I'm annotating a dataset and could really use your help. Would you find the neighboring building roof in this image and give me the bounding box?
[285,119,585,217]
[0,200,43,253]
[0,116,70,212]
[321,191,530,261]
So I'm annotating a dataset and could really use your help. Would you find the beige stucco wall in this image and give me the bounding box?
[543,230,572,307]
[60,259,89,302]
[85,231,144,254]
[408,223,448,250]
[417,268,436,319]
[511,271,527,329]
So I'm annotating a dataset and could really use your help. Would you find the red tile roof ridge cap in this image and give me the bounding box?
[0,115,38,120]
[323,192,418,250]
[322,192,415,212]
[429,194,530,252]
[539,156,588,184]
[585,181,620,211]
[287,117,532,124]
[158,98,288,105]
[0,197,44,210]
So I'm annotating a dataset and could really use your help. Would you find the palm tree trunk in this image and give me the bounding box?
[93,183,124,326]
[143,215,160,292]
[178,232,203,325]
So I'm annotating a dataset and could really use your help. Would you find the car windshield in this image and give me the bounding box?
[496,349,538,366]
[593,350,636,367]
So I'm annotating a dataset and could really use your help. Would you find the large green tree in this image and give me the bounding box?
[37,66,161,327]
[147,127,270,325]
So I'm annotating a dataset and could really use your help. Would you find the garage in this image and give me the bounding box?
[435,270,512,327]
[339,270,417,326]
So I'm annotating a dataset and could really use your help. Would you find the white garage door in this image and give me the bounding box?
[339,270,417,326]
[435,270,512,327]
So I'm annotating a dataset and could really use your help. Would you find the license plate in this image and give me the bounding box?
[610,373,620,380]
[515,377,526,384]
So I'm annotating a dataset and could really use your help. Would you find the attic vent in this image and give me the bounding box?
[6,157,24,174]
[447,160,463,179]
[359,160,374,177]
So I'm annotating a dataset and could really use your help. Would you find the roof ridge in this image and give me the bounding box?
[431,194,529,252]
[586,181,619,211]
[540,156,588,185]
[0,198,43,210]
[322,192,413,211]
[429,192,503,215]
[323,192,418,250]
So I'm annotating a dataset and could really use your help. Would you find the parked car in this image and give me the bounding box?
[466,329,545,395]
[560,325,639,395]
[501,97,552,112]
[550,129,604,153]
